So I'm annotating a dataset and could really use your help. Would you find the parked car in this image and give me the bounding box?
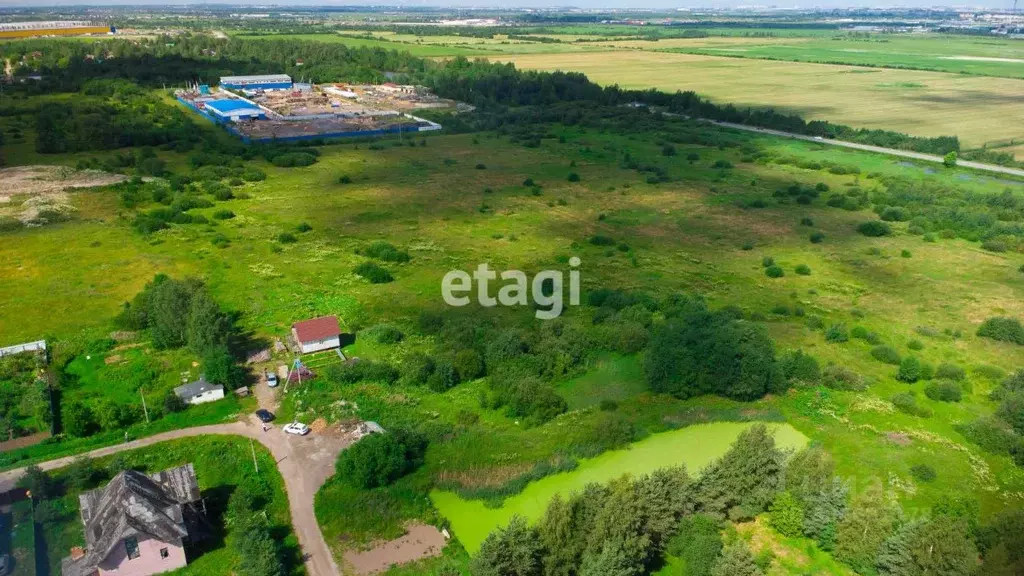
[266,372,279,388]
[255,409,274,423]
[282,422,310,435]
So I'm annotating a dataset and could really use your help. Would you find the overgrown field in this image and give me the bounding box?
[2,96,1024,569]
[496,51,1024,149]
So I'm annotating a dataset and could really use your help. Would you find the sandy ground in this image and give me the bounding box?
[342,523,447,575]
[0,165,128,196]
[0,165,130,225]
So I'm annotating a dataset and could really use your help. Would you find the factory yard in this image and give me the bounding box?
[176,75,453,142]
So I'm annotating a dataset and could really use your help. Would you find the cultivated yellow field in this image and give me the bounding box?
[496,51,1024,148]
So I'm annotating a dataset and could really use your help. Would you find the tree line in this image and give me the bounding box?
[472,426,1023,576]
[0,36,959,156]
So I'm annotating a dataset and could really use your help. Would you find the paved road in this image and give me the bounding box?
[0,417,350,576]
[707,121,1024,180]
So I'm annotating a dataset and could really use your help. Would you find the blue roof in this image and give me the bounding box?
[205,100,262,114]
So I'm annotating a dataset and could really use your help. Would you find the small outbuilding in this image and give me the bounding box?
[173,376,225,405]
[292,315,347,354]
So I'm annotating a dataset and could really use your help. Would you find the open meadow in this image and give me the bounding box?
[2,102,1024,573]
[495,51,1024,150]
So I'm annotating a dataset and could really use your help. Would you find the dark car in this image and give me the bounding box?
[255,409,275,423]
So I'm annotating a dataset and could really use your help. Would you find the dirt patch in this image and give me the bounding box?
[886,432,912,446]
[308,418,329,434]
[0,430,50,452]
[342,523,446,575]
[0,165,130,226]
[0,165,127,196]
[103,354,123,365]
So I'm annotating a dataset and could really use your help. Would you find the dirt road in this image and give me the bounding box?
[708,121,1024,179]
[0,416,350,576]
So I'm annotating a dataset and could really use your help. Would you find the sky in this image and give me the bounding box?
[0,0,1016,10]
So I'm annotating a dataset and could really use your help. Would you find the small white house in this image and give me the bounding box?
[292,316,343,354]
[173,376,225,405]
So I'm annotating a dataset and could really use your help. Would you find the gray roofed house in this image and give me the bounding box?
[62,464,204,576]
[173,376,225,405]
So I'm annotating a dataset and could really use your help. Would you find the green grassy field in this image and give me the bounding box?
[496,50,1024,149]
[3,106,1024,572]
[621,34,1024,79]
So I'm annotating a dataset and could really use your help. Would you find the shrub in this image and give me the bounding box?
[765,265,784,278]
[271,152,317,167]
[936,363,966,381]
[712,159,733,169]
[567,172,580,182]
[822,364,866,391]
[800,217,814,226]
[907,339,924,350]
[212,209,235,220]
[361,241,410,263]
[857,221,892,237]
[779,350,820,384]
[335,430,427,488]
[925,380,963,402]
[910,464,937,483]
[901,249,912,258]
[452,349,484,381]
[241,168,266,182]
[977,317,1024,345]
[338,175,352,184]
[810,232,825,244]
[363,323,404,344]
[806,316,825,331]
[762,256,775,267]
[892,392,932,417]
[295,222,313,233]
[475,163,486,170]
[897,357,922,383]
[277,232,297,244]
[871,345,902,365]
[589,235,615,246]
[354,262,394,284]
[825,323,849,343]
[795,264,811,276]
[880,206,909,222]
[981,239,1008,253]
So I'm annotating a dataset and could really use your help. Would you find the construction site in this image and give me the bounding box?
[175,75,456,143]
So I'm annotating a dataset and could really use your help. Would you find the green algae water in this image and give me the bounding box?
[430,421,807,554]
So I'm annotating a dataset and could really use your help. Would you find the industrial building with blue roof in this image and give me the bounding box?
[203,99,266,121]
[219,74,293,91]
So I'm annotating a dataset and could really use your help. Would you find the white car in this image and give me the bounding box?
[266,372,279,388]
[282,422,310,436]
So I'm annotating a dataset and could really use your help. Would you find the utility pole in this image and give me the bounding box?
[140,389,150,424]
[249,439,259,474]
